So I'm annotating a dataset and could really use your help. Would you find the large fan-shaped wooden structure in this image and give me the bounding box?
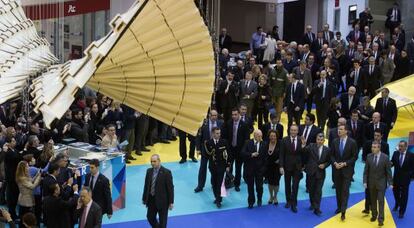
[1,0,215,135]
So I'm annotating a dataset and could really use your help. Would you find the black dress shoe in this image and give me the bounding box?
[378,221,384,226]
[190,157,198,163]
[235,186,240,192]
[160,139,170,144]
[274,201,279,206]
[335,209,341,214]
[392,206,399,211]
[306,188,309,193]
[128,156,137,160]
[268,200,273,205]
[213,199,217,204]
[314,209,322,216]
[362,209,370,214]
[248,204,253,209]
[370,216,376,222]
[216,202,221,208]
[179,159,186,164]
[291,206,298,213]
[341,213,346,221]
[257,200,262,207]
[194,187,203,193]
[398,214,404,219]
[141,147,150,152]
[125,160,131,164]
[285,202,291,208]
[309,206,314,210]
[135,152,143,156]
[332,184,336,189]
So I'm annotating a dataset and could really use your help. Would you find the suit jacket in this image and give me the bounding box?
[347,119,365,147]
[75,201,102,228]
[340,94,360,118]
[42,174,71,199]
[224,119,250,151]
[374,97,398,127]
[386,8,401,24]
[346,68,367,94]
[299,124,322,145]
[330,137,358,178]
[391,151,414,186]
[219,34,232,51]
[284,82,305,110]
[261,122,284,141]
[376,39,389,51]
[84,173,112,215]
[195,119,224,155]
[363,65,381,92]
[217,80,239,109]
[303,32,316,45]
[365,122,388,141]
[142,166,174,210]
[363,153,392,189]
[323,31,335,44]
[303,143,330,179]
[279,136,305,171]
[362,140,389,161]
[407,40,414,61]
[43,194,79,228]
[293,67,312,97]
[311,38,328,53]
[312,79,336,105]
[240,115,254,134]
[242,140,267,172]
[346,30,366,44]
[240,79,258,101]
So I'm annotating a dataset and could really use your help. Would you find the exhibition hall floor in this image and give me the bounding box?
[102,108,414,228]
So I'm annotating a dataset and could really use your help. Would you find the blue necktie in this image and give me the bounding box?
[339,139,344,157]
[399,153,404,167]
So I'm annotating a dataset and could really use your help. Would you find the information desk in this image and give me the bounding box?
[57,143,126,211]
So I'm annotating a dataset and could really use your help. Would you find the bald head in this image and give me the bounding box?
[348,86,356,96]
[338,117,347,126]
[372,112,381,123]
[253,129,263,142]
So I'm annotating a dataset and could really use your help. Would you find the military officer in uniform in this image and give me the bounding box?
[204,127,231,208]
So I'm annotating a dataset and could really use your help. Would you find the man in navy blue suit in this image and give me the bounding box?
[284,73,305,130]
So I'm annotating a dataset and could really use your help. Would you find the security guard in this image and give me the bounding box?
[204,127,231,208]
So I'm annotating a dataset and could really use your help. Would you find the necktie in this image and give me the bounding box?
[325,32,329,41]
[354,69,359,85]
[245,81,248,89]
[374,155,378,166]
[308,33,312,42]
[232,122,238,147]
[383,98,387,109]
[355,31,359,41]
[303,126,309,142]
[399,153,404,167]
[80,206,88,228]
[90,175,94,190]
[339,139,345,157]
[349,96,353,109]
[370,65,373,75]
[319,39,323,47]
[291,138,296,152]
[352,122,357,135]
[150,169,158,195]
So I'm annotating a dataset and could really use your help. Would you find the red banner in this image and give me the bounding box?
[24,0,110,20]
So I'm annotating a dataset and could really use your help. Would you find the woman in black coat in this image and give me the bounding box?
[265,130,281,205]
[255,75,272,130]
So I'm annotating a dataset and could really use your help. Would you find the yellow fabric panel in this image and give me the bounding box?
[370,74,414,108]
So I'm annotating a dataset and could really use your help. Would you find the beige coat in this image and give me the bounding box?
[17,174,41,207]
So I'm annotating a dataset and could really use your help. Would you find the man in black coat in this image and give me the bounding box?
[219,28,232,51]
[43,183,79,228]
[42,162,73,199]
[385,3,401,40]
[330,125,358,220]
[224,109,250,192]
[374,88,397,141]
[84,159,113,218]
[312,70,336,131]
[204,127,231,208]
[279,125,304,213]
[142,154,174,228]
[299,113,322,146]
[346,60,366,96]
[347,110,365,150]
[284,73,305,129]
[261,113,283,141]
[363,57,381,98]
[365,112,388,142]
[302,133,330,215]
[3,138,21,220]
[76,187,102,228]
[362,129,389,162]
[194,109,223,193]
[242,130,267,208]
[340,86,360,119]
[303,25,316,46]
[218,72,239,122]
[391,140,414,218]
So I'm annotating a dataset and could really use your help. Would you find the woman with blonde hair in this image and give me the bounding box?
[37,139,55,168]
[251,64,262,82]
[15,160,41,227]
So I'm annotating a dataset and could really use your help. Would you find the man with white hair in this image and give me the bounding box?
[219,28,232,51]
[242,129,267,209]
[303,25,316,45]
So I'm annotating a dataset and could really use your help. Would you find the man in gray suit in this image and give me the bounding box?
[363,142,393,227]
[240,71,258,118]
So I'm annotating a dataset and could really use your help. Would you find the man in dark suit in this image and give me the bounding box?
[385,3,401,40]
[299,113,321,146]
[302,133,330,215]
[142,154,174,228]
[365,112,388,142]
[376,32,389,51]
[284,73,305,129]
[3,137,21,220]
[359,8,374,30]
[194,109,223,193]
[362,129,389,162]
[347,110,365,150]
[364,57,381,98]
[84,159,113,219]
[204,127,231,208]
[374,88,397,141]
[240,71,258,117]
[322,24,334,45]
[391,140,414,218]
[312,70,336,131]
[224,109,250,191]
[340,86,360,119]
[42,162,73,199]
[346,60,366,96]
[178,130,196,164]
[239,104,254,134]
[312,31,328,53]
[243,130,267,208]
[363,142,392,226]
[219,28,232,51]
[76,187,102,228]
[279,125,304,213]
[43,183,79,228]
[261,113,283,141]
[218,72,239,122]
[303,25,316,46]
[331,125,358,220]
[346,24,366,44]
